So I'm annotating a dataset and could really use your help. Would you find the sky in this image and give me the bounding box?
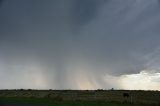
[0,0,160,90]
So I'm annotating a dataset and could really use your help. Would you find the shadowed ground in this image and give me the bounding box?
[0,103,43,106]
[0,90,159,106]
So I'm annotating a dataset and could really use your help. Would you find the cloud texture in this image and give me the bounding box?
[0,0,160,90]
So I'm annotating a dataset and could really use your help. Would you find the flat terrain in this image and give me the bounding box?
[0,103,42,106]
[0,100,159,106]
[0,90,160,106]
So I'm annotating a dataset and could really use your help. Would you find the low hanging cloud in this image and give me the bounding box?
[0,0,160,90]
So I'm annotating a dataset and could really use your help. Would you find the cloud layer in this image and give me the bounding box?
[0,0,160,90]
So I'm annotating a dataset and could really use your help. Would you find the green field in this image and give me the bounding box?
[0,97,158,106]
[0,90,160,106]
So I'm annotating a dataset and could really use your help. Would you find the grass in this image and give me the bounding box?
[0,97,159,106]
[0,90,159,106]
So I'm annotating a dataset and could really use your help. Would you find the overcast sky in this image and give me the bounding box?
[0,0,160,90]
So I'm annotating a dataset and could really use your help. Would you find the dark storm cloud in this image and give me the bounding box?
[0,0,3,5]
[0,0,106,89]
[71,0,96,24]
[0,0,160,89]
[70,0,106,31]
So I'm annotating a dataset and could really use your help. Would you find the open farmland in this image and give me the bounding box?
[0,90,160,106]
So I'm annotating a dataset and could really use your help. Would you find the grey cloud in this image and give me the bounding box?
[0,0,3,6]
[70,0,104,30]
[0,0,160,89]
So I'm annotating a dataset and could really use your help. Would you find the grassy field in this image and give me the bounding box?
[0,97,158,106]
[0,90,160,106]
